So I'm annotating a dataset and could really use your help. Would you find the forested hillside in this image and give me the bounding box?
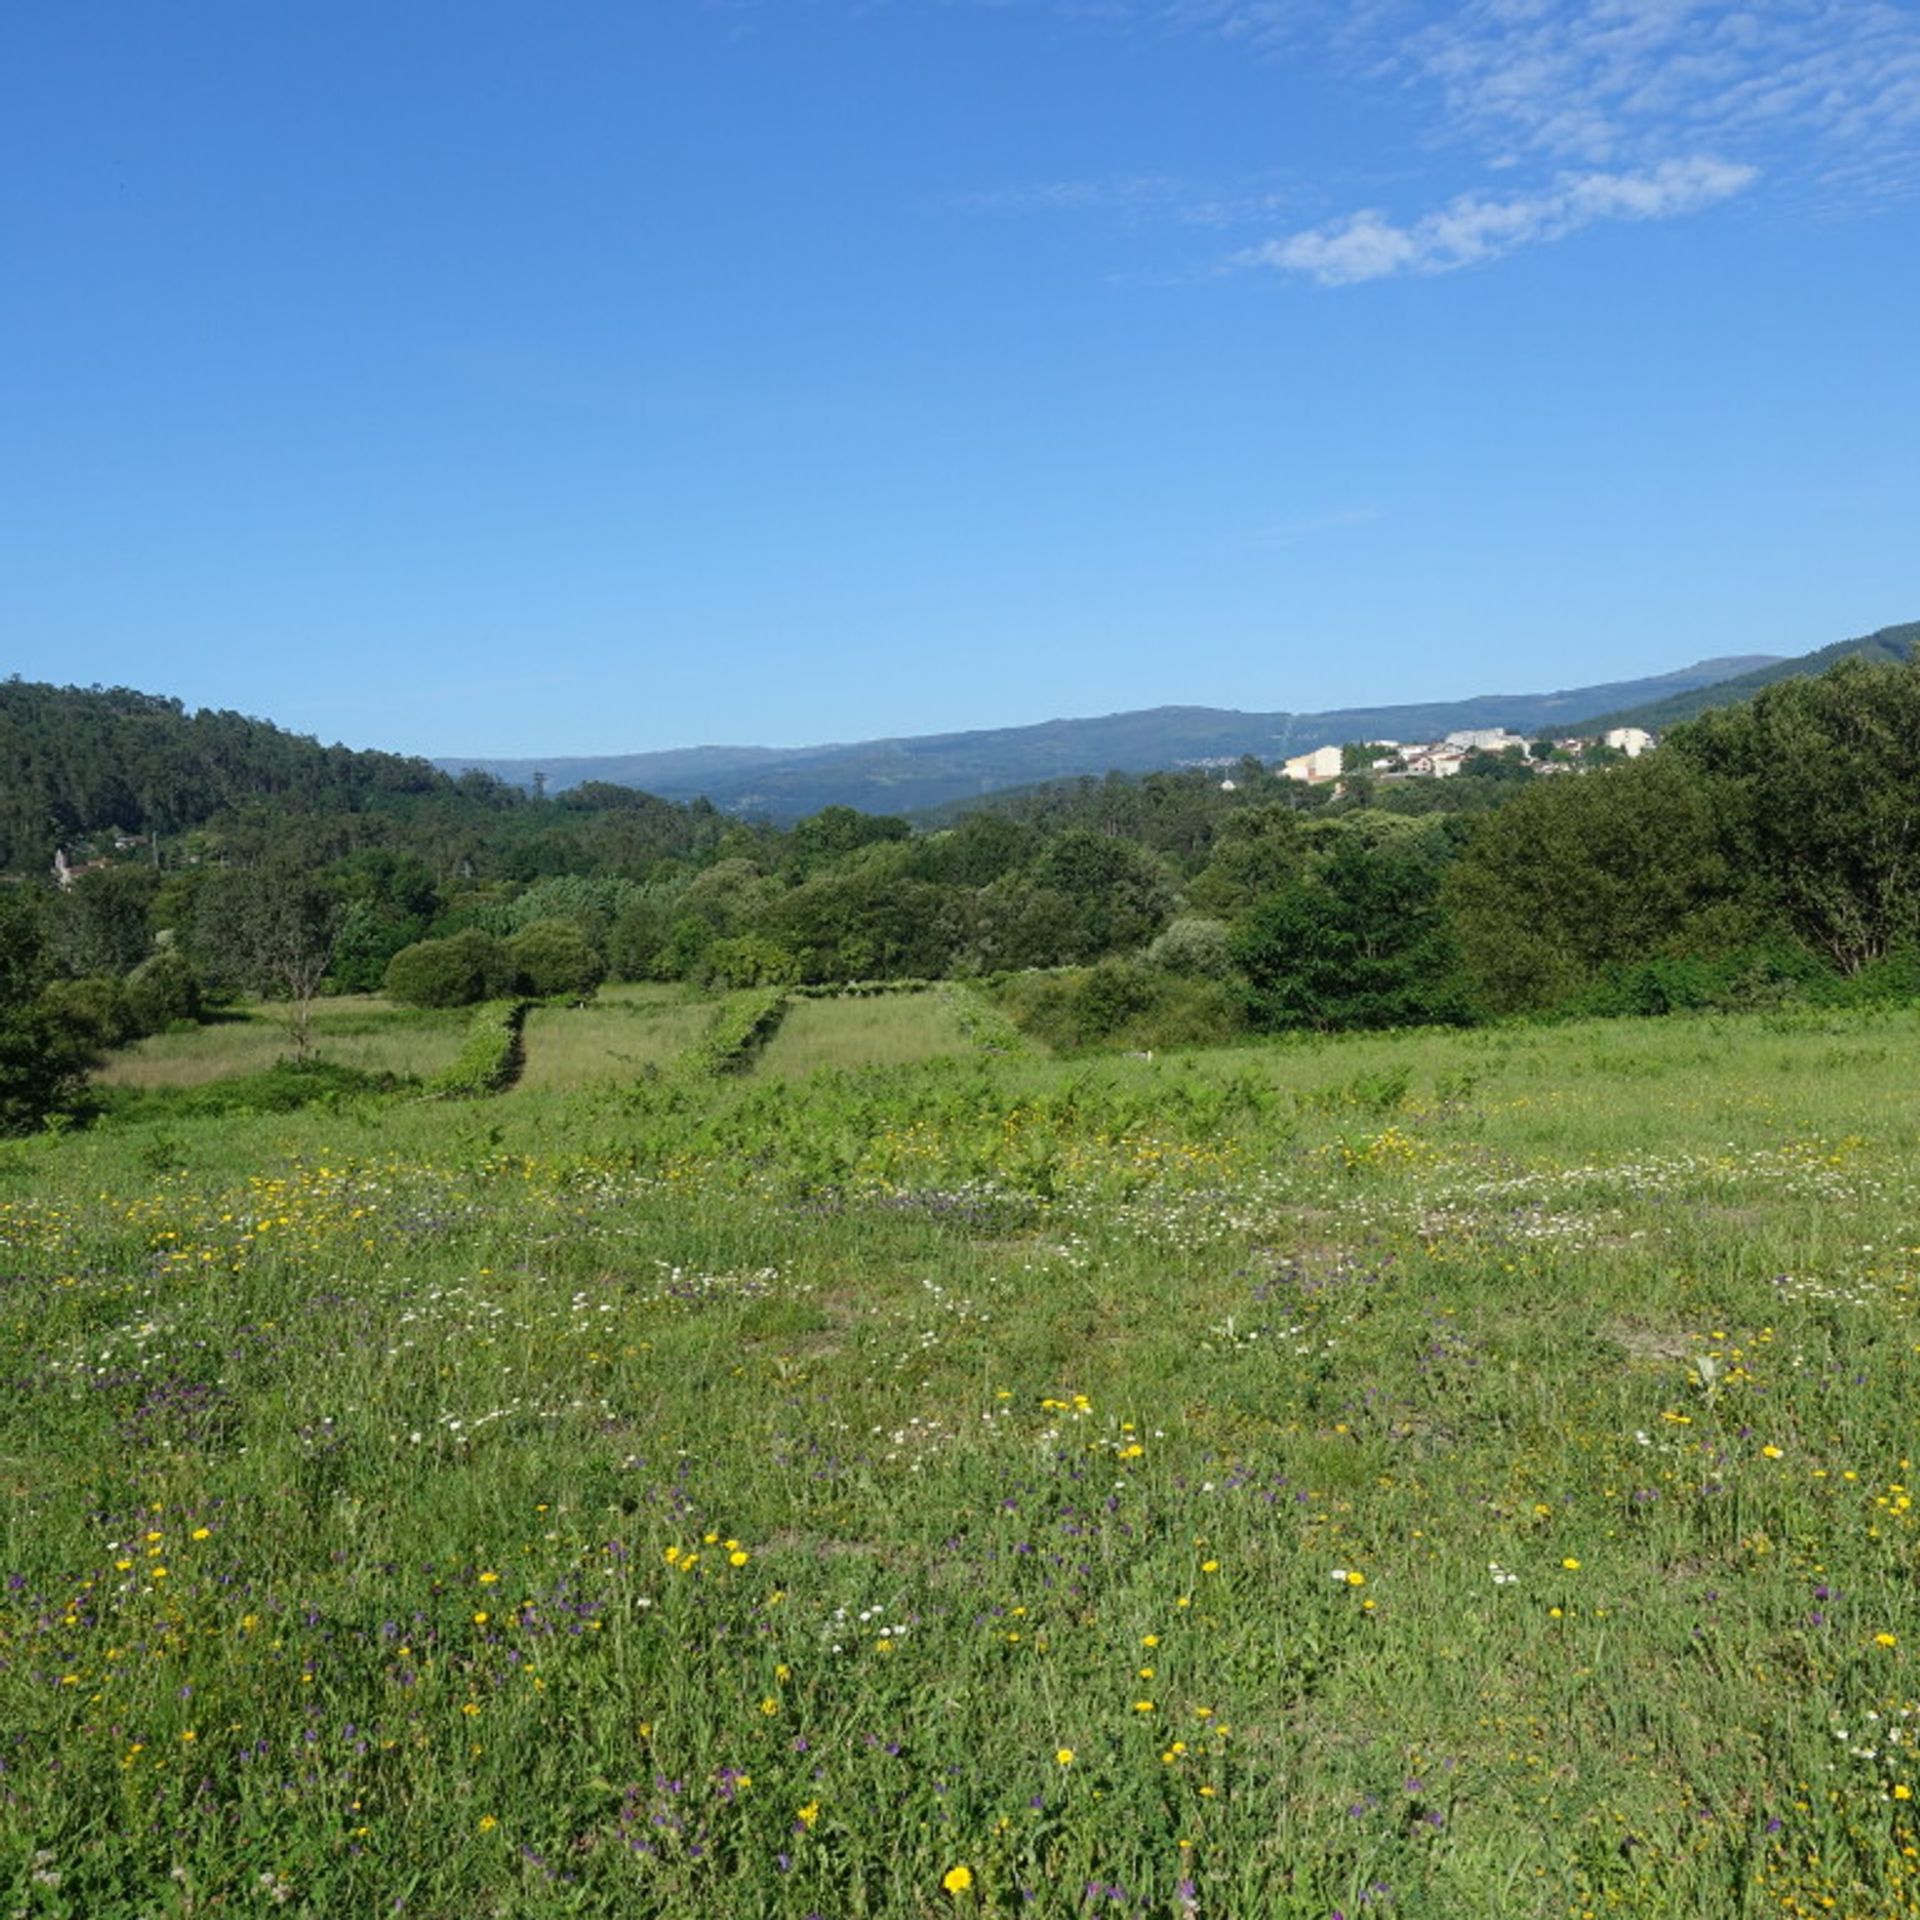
[0,681,467,871]
[1583,619,1919,733]
[6,655,1920,1132]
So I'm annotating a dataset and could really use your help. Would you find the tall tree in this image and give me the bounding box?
[1443,752,1752,1012]
[1666,657,1920,972]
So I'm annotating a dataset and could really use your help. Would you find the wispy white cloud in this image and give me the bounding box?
[954,0,1920,280]
[954,170,1305,226]
[1241,152,1758,283]
[1399,0,1920,186]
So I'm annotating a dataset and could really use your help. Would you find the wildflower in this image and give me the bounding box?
[730,1549,750,1568]
[1878,1633,1900,1648]
[797,1801,821,1829]
[478,1814,498,1832]
[478,1571,499,1585]
[1056,1748,1075,1767]
[942,1864,974,1895]
[1761,1446,1784,1460]
[1134,1700,1156,1713]
[1561,1558,1581,1571]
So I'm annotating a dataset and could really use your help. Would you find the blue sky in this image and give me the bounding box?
[4,1,1916,758]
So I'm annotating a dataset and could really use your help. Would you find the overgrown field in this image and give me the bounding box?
[7,1007,1920,1916]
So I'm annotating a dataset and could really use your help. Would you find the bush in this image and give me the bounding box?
[385,931,517,1009]
[125,950,204,1031]
[506,920,606,1001]
[679,989,790,1077]
[1146,916,1234,978]
[1570,942,1846,1019]
[428,1000,527,1097]
[38,975,138,1050]
[701,935,801,991]
[991,963,1245,1053]
[0,1005,94,1134]
[100,1059,404,1124]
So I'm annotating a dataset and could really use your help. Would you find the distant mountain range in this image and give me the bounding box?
[441,620,1917,822]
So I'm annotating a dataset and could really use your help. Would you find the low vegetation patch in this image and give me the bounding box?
[427,997,529,1097]
[678,985,791,1077]
[5,1010,1920,1913]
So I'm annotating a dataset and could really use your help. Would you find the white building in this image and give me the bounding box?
[1603,727,1655,757]
[1280,744,1346,783]
[1444,728,1530,753]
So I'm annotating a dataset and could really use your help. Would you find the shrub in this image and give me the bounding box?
[701,936,801,991]
[506,920,606,1001]
[125,950,204,1031]
[679,989,790,1077]
[1146,916,1234,978]
[385,931,517,1009]
[991,963,1245,1053]
[100,1059,404,1124]
[38,975,138,1051]
[428,999,527,1097]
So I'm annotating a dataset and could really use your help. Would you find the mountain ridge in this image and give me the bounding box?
[438,653,1782,820]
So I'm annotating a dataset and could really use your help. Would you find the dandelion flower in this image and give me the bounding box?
[942,1864,974,1895]
[1056,1747,1075,1766]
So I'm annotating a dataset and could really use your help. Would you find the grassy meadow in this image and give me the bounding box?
[92,998,474,1091]
[6,994,1920,1915]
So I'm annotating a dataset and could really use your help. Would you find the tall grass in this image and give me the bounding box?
[6,1006,1920,1915]
[93,996,469,1088]
[513,984,711,1092]
[757,988,976,1077]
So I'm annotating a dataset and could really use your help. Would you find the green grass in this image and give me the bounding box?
[8,1006,1920,1915]
[756,988,977,1077]
[94,996,470,1088]
[513,983,711,1092]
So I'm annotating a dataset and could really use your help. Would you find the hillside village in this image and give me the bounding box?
[1273,723,1656,785]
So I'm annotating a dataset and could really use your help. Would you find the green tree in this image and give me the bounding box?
[1029,830,1177,960]
[0,892,93,1133]
[506,920,606,1000]
[47,865,160,977]
[1232,842,1474,1031]
[384,930,517,1009]
[1666,657,1920,972]
[193,867,342,1058]
[766,848,958,982]
[1443,751,1750,1013]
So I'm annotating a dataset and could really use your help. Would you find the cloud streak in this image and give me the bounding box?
[962,1,1920,280]
[1241,152,1758,283]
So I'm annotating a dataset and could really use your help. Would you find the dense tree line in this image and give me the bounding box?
[6,657,1920,1130]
